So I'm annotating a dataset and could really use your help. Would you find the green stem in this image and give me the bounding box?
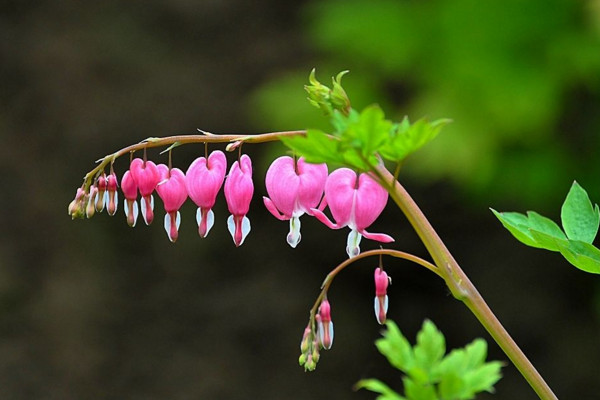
[374,164,558,400]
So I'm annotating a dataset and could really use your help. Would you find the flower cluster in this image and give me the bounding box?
[69,152,393,255]
[299,266,392,371]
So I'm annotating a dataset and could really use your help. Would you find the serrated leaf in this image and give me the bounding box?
[557,239,600,274]
[491,209,539,248]
[403,377,438,400]
[342,104,392,158]
[375,321,414,372]
[279,129,344,164]
[438,372,466,400]
[561,181,600,243]
[355,379,406,400]
[463,339,487,370]
[413,320,445,375]
[379,117,451,162]
[491,209,568,252]
[464,361,503,395]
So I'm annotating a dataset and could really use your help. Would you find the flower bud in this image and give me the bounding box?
[106,172,119,216]
[68,187,86,219]
[95,174,107,212]
[374,268,390,325]
[121,170,139,227]
[317,299,334,350]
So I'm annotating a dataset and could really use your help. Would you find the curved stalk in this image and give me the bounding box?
[309,248,441,318]
[373,164,558,400]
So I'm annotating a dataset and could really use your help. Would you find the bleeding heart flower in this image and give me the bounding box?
[95,174,107,212]
[156,165,188,242]
[317,298,334,350]
[130,158,160,225]
[224,154,253,246]
[263,156,328,248]
[312,168,393,258]
[121,170,138,227]
[186,151,227,238]
[374,267,390,324]
[106,172,119,216]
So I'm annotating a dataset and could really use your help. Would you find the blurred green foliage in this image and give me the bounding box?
[250,0,600,206]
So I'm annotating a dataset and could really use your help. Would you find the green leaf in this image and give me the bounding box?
[379,117,451,162]
[438,373,466,400]
[355,379,406,400]
[490,209,539,248]
[557,239,600,274]
[561,181,600,243]
[413,320,445,376]
[464,361,503,395]
[279,129,344,164]
[491,209,567,251]
[403,377,438,400]
[375,321,414,372]
[341,104,392,160]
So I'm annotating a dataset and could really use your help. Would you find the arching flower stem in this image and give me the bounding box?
[81,130,306,191]
[371,163,558,400]
[307,248,440,324]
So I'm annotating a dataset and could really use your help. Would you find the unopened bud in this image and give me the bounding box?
[106,172,119,216]
[374,268,390,324]
[95,174,107,212]
[317,299,334,350]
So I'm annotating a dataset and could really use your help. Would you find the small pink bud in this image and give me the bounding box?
[311,168,393,257]
[374,268,390,324]
[263,156,328,248]
[156,165,188,242]
[121,170,139,227]
[130,158,160,225]
[317,299,334,350]
[95,174,107,212]
[106,172,119,216]
[186,150,227,238]
[224,154,253,246]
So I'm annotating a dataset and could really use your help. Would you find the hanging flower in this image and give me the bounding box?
[95,174,107,212]
[186,150,227,238]
[121,170,138,227]
[263,156,328,248]
[224,154,253,246]
[130,158,160,225]
[105,172,119,216]
[312,168,393,258]
[317,298,334,350]
[374,267,390,324]
[156,165,188,242]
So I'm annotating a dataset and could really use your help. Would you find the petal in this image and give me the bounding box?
[224,155,254,216]
[263,197,288,221]
[324,168,357,226]
[311,208,342,230]
[296,158,328,212]
[286,216,302,248]
[360,229,394,243]
[374,295,389,325]
[164,211,180,242]
[186,151,226,208]
[227,214,251,246]
[346,229,362,258]
[196,207,215,238]
[265,156,301,217]
[141,195,155,225]
[354,173,389,230]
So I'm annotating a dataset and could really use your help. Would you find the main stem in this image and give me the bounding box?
[374,165,558,400]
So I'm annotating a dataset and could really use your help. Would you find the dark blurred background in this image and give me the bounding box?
[2,0,600,399]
